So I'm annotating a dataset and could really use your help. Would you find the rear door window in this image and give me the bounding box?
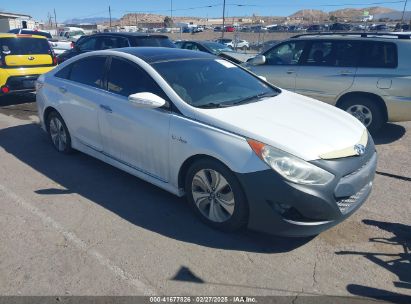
[303,40,360,67]
[69,56,106,88]
[78,37,98,51]
[359,41,397,68]
[96,36,129,50]
[0,37,51,55]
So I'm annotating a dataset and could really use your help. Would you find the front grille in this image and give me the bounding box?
[344,159,370,179]
[337,182,371,214]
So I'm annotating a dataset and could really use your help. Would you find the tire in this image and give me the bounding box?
[338,96,385,133]
[185,158,248,232]
[46,111,73,154]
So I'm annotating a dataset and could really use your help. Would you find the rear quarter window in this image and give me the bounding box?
[0,37,51,55]
[359,41,398,68]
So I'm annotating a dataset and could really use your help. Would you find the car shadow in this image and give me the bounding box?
[0,123,313,253]
[372,123,406,145]
[336,219,411,303]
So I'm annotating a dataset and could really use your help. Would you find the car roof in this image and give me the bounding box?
[88,32,169,39]
[114,47,215,63]
[0,33,47,39]
[290,33,411,42]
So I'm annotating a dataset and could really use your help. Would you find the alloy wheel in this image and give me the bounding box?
[191,169,235,223]
[49,117,67,152]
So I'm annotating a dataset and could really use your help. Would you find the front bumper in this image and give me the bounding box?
[236,137,377,237]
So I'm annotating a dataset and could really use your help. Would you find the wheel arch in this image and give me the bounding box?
[43,106,59,131]
[177,154,233,192]
[336,91,388,123]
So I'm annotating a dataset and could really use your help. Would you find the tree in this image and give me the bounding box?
[164,16,173,27]
[330,15,337,22]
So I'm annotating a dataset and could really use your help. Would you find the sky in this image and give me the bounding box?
[1,0,408,23]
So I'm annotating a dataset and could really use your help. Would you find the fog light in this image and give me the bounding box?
[1,86,10,94]
[272,202,292,215]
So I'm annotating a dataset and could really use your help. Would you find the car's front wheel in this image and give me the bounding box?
[185,159,248,232]
[47,111,72,154]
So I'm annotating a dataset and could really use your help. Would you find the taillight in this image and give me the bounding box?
[1,86,10,94]
[53,56,58,65]
[70,41,74,48]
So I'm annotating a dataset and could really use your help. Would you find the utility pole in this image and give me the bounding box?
[401,0,408,26]
[171,0,173,20]
[109,5,112,30]
[221,0,226,39]
[53,8,57,28]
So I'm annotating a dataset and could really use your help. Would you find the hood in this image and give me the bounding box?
[191,90,367,161]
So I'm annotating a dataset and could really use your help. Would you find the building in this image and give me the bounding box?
[0,11,36,32]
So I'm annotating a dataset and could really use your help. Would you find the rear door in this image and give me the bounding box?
[56,56,108,151]
[248,40,306,91]
[295,40,359,104]
[1,37,53,67]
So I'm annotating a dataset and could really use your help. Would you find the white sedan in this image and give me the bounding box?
[36,48,377,236]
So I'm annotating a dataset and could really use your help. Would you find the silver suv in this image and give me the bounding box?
[248,33,411,132]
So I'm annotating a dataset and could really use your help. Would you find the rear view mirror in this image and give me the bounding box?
[249,54,266,66]
[128,92,166,109]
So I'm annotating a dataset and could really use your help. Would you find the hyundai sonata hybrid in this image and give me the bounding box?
[36,48,377,236]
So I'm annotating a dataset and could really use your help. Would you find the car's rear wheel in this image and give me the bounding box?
[185,159,248,232]
[339,96,385,133]
[47,111,72,154]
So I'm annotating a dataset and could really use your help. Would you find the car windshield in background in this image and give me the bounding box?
[132,37,176,48]
[0,38,51,55]
[202,42,232,53]
[152,58,279,108]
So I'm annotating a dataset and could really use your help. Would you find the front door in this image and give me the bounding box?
[249,40,306,91]
[98,57,171,181]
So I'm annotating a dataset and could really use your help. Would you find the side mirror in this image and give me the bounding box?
[249,54,266,66]
[128,92,166,109]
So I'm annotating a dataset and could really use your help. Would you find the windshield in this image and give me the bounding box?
[203,42,232,54]
[0,37,51,55]
[152,58,279,108]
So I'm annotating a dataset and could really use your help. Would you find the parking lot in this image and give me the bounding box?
[0,94,409,301]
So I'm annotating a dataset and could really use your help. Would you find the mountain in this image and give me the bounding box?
[329,7,396,18]
[288,6,398,21]
[63,17,118,25]
[374,11,411,21]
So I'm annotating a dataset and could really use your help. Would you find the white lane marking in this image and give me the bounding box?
[0,183,157,295]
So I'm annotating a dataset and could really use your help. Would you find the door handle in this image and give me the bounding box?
[286,69,295,74]
[100,104,112,113]
[58,87,67,93]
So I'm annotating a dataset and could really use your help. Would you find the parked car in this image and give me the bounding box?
[57,32,175,63]
[36,47,376,236]
[306,24,325,32]
[246,32,411,132]
[226,39,249,50]
[224,26,235,32]
[329,23,352,31]
[0,33,57,96]
[174,40,253,64]
[214,38,232,45]
[370,24,390,32]
[8,28,52,39]
[213,26,223,32]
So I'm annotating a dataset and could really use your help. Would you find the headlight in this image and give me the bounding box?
[247,139,334,185]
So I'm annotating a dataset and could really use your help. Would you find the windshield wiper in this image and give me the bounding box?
[196,102,231,109]
[230,91,278,106]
